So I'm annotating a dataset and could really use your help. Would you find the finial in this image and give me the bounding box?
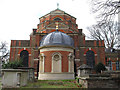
[55,22,59,31]
[57,3,59,9]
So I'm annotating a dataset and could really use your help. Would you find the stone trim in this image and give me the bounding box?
[18,54,31,56]
[34,59,39,61]
[79,46,105,48]
[68,53,74,73]
[29,54,31,56]
[51,52,62,73]
[75,59,80,61]
[89,48,91,50]
[95,54,97,56]
[39,45,74,50]
[1,69,28,72]
[68,53,74,61]
[39,53,45,73]
[11,47,31,48]
[38,73,74,80]
[40,72,74,74]
[40,47,74,52]
[47,27,69,29]
[34,72,37,74]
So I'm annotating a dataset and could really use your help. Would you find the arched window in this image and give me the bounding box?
[52,52,61,72]
[86,50,95,68]
[20,50,29,67]
[54,18,62,21]
[116,61,119,70]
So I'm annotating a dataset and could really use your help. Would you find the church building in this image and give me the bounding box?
[10,8,110,79]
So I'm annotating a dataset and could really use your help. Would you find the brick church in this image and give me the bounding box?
[10,9,119,79]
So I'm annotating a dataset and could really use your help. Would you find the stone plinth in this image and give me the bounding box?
[38,72,75,80]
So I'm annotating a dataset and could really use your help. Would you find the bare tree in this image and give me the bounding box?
[88,0,120,48]
[0,41,9,64]
[87,21,118,48]
[90,0,120,25]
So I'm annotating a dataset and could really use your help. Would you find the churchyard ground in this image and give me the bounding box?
[0,77,1,90]
[21,79,82,88]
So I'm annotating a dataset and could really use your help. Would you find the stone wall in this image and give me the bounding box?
[87,78,119,88]
[78,72,120,88]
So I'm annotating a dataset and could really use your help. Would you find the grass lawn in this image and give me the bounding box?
[21,79,82,88]
[0,77,1,90]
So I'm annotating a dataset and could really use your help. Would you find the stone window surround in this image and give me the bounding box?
[51,52,62,73]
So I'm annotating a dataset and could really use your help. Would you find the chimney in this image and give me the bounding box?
[33,29,37,35]
[78,29,82,35]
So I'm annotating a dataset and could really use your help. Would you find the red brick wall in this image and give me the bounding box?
[41,50,71,72]
[9,9,110,74]
[38,10,78,34]
[34,60,38,72]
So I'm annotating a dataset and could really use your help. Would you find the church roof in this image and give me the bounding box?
[39,8,76,20]
[77,64,92,70]
[40,31,74,48]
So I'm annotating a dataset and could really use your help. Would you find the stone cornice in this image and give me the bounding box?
[39,45,74,50]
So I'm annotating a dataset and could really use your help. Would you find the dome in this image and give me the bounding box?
[40,31,74,47]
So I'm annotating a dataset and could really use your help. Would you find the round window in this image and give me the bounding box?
[54,55,60,61]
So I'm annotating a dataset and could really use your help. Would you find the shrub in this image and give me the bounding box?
[94,62,106,73]
[2,59,23,69]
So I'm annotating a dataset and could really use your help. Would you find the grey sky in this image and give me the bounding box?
[0,0,96,48]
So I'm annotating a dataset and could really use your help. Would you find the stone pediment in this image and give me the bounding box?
[50,9,64,15]
[46,22,69,29]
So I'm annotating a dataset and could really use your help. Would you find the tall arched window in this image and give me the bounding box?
[52,52,61,73]
[108,61,112,70]
[116,61,119,70]
[86,50,95,68]
[20,50,29,67]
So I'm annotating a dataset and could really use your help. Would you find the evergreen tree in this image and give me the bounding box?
[95,62,106,73]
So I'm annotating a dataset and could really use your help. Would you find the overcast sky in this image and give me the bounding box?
[0,0,96,49]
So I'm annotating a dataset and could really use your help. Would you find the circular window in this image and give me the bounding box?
[54,55,60,61]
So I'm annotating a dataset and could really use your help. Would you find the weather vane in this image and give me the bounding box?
[57,3,59,9]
